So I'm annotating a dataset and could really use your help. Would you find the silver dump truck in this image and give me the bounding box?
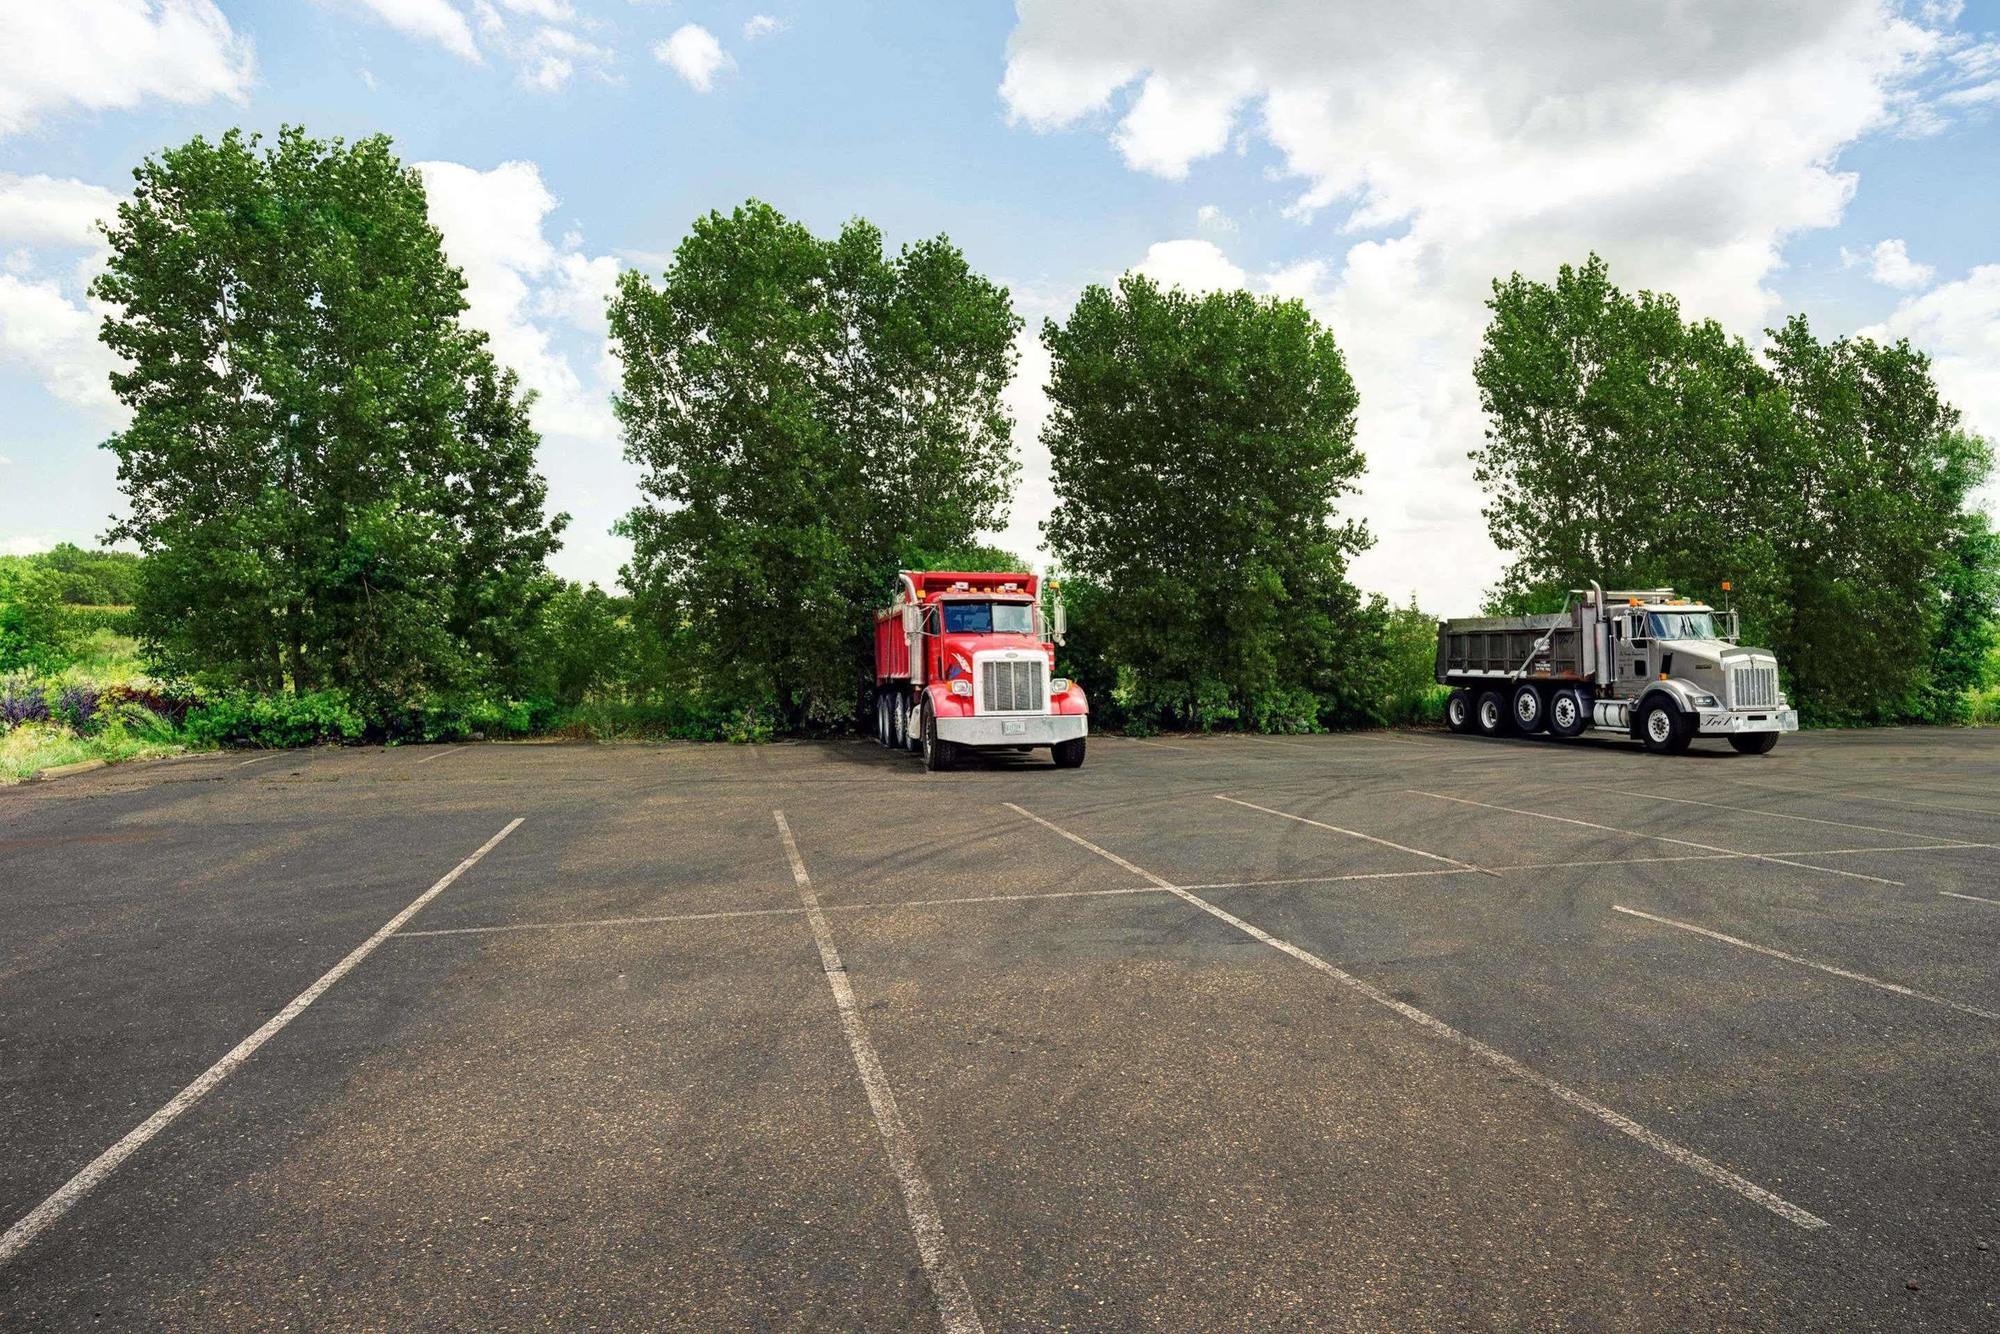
[1435,584,1799,754]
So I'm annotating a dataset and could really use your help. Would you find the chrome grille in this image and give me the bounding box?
[980,659,1044,713]
[1730,665,1777,709]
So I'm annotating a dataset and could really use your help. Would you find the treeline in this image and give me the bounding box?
[3,125,1994,757]
[1475,255,1998,725]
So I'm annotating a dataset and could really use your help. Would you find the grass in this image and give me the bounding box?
[0,720,186,784]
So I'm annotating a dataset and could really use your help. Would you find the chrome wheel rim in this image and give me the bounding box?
[1647,710,1672,743]
[1553,696,1577,728]
[1480,700,1499,730]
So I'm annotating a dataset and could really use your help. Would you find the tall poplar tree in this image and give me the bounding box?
[610,201,1020,727]
[94,127,566,703]
[1041,275,1371,731]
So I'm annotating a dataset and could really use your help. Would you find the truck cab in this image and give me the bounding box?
[873,571,1089,771]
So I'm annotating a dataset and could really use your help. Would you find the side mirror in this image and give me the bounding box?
[1051,597,1067,646]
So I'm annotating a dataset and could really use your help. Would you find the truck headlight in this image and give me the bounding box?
[1691,692,1720,709]
[947,680,972,697]
[1049,677,1070,695]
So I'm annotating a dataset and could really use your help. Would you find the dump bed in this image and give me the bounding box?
[1435,612,1585,684]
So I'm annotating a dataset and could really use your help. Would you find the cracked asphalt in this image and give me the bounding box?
[2,725,1997,1330]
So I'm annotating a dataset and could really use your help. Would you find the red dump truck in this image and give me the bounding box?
[872,571,1089,771]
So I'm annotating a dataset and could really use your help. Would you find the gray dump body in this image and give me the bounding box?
[1434,613,1586,683]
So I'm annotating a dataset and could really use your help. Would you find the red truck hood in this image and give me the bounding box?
[934,633,1052,684]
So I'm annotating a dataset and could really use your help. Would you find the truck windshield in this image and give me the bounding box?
[942,601,1035,635]
[1648,611,1716,640]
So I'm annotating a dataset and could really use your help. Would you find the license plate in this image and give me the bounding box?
[1002,720,1027,736]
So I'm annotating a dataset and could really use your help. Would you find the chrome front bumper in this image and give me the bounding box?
[935,714,1087,747]
[1696,707,1798,736]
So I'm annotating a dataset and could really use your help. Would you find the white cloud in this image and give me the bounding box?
[0,175,122,250]
[743,14,785,41]
[3,535,56,557]
[1863,237,1936,289]
[0,273,121,414]
[656,24,731,92]
[0,175,125,417]
[415,158,638,585]
[338,0,481,61]
[0,0,254,138]
[505,22,615,91]
[1864,266,2000,497]
[1131,238,1250,293]
[1000,0,1951,611]
[1194,203,1236,234]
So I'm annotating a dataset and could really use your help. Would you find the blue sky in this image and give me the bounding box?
[3,1,1998,613]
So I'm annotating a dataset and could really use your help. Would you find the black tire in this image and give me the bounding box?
[889,693,905,749]
[1052,737,1086,769]
[1729,732,1780,755]
[1445,689,1474,733]
[1548,687,1590,739]
[1510,683,1547,734]
[1474,689,1512,737]
[1637,698,1691,755]
[921,701,955,771]
[876,695,890,746]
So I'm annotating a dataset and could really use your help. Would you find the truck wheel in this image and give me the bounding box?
[1052,737,1086,768]
[1510,683,1546,734]
[902,695,920,753]
[888,693,905,749]
[1637,699,1691,755]
[876,695,890,746]
[921,701,955,771]
[1548,688,1589,739]
[1729,733,1779,755]
[1445,689,1473,733]
[1474,689,1512,737]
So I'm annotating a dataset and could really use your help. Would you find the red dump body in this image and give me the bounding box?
[874,571,1040,684]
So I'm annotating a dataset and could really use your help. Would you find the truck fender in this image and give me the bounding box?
[923,681,976,720]
[1629,681,1701,736]
[1050,681,1089,716]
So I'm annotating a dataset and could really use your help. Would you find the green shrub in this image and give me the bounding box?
[63,605,137,637]
[186,689,366,748]
[0,560,74,673]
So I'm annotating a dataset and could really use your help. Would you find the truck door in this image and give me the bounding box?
[1618,612,1651,687]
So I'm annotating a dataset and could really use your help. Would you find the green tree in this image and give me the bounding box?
[519,580,635,707]
[1919,513,2000,724]
[610,200,1020,728]
[0,558,74,673]
[93,127,566,705]
[1473,254,1772,613]
[1041,274,1369,732]
[1473,254,1992,723]
[32,544,145,605]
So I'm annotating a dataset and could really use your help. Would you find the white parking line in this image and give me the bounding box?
[1940,890,2000,908]
[1408,790,1905,887]
[0,818,525,1268]
[1734,779,2000,823]
[1003,802,1826,1230]
[395,884,1175,937]
[411,745,465,765]
[773,812,983,1334]
[1215,794,1498,876]
[232,753,280,768]
[1593,785,1980,846]
[1612,905,2000,1022]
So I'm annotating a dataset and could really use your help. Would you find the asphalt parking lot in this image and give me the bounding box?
[2,726,1998,1331]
